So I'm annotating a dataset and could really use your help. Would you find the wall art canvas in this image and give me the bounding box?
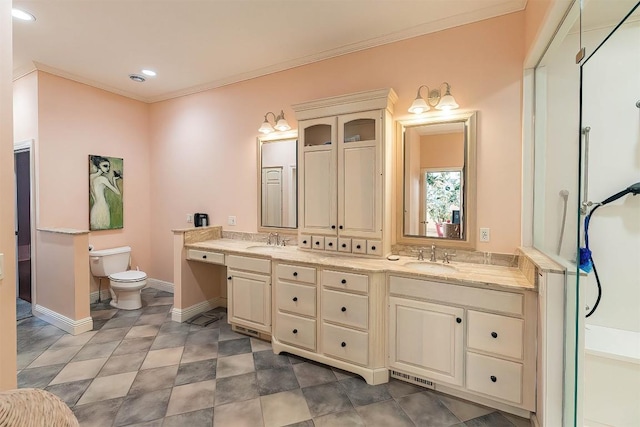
[89,155,123,230]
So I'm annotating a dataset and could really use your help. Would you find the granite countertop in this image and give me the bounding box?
[185,239,535,292]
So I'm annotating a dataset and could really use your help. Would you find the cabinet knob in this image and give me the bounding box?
[341,306,347,312]
[303,240,307,244]
[341,342,346,347]
[339,225,343,230]
[227,276,232,280]
[292,329,298,334]
[331,225,336,229]
[293,297,298,302]
[341,243,346,248]
[456,317,462,323]
[328,242,333,247]
[491,332,498,338]
[356,245,361,249]
[490,375,497,383]
[293,272,298,277]
[341,279,347,284]
[371,246,376,250]
[315,241,320,245]
[202,255,207,259]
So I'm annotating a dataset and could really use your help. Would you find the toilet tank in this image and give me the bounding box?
[89,246,131,277]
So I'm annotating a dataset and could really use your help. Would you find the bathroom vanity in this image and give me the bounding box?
[174,233,538,418]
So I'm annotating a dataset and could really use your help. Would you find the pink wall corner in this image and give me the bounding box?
[0,0,17,390]
[149,12,526,281]
[36,72,152,274]
[524,0,555,56]
[13,71,39,144]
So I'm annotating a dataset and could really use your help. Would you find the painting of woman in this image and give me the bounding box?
[89,155,123,230]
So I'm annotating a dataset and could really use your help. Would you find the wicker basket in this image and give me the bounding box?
[0,388,79,427]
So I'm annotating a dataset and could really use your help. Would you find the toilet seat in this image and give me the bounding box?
[109,270,147,283]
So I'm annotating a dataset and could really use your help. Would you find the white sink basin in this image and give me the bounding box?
[402,262,457,274]
[245,245,288,253]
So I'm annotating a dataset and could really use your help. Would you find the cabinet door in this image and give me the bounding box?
[299,117,337,235]
[227,270,271,333]
[337,111,382,239]
[389,296,464,386]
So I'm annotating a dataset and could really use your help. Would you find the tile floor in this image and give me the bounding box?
[17,288,532,427]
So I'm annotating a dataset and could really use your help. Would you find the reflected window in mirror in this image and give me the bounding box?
[396,112,476,249]
[258,131,298,230]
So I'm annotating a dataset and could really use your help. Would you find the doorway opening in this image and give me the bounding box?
[14,140,34,322]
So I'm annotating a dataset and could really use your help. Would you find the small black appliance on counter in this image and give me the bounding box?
[194,213,209,227]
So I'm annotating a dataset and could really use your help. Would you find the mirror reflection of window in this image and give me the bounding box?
[422,170,462,238]
[260,137,297,229]
[404,121,465,239]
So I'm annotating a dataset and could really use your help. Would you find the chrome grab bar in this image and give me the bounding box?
[581,126,593,214]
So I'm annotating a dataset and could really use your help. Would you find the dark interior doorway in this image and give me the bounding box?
[15,149,31,303]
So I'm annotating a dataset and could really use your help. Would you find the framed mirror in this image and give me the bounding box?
[257,130,298,231]
[396,111,477,249]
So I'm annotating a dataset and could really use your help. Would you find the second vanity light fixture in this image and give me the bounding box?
[408,82,459,114]
[258,110,291,134]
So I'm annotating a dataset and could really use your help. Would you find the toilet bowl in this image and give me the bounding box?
[89,246,147,310]
[109,270,147,310]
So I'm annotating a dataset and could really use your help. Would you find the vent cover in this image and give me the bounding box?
[390,370,435,389]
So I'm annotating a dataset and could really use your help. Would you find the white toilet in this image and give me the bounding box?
[89,246,147,310]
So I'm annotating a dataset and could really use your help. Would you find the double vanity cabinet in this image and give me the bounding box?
[180,238,538,417]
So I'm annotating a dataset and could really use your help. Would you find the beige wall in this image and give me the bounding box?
[35,72,152,293]
[35,230,90,321]
[0,1,17,390]
[12,70,38,144]
[150,12,525,282]
[420,133,465,169]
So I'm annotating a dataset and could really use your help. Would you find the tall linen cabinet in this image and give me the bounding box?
[293,88,398,256]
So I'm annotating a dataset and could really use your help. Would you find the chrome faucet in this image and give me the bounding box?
[443,251,456,264]
[430,244,437,262]
[417,248,424,261]
[267,233,274,245]
[274,232,280,246]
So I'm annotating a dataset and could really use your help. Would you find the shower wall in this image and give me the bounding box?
[537,20,640,332]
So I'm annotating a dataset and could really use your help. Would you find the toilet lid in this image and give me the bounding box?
[109,270,147,282]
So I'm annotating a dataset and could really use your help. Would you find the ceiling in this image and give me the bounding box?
[13,0,527,103]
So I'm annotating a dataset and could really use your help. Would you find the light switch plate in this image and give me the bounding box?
[0,253,4,280]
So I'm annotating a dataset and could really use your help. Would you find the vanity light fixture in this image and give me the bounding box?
[12,8,36,21]
[408,82,459,114]
[258,110,291,134]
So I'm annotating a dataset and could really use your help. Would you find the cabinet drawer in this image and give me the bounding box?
[338,238,351,253]
[187,249,225,265]
[325,237,338,251]
[351,239,367,254]
[468,311,524,360]
[323,270,368,294]
[276,312,316,351]
[276,264,316,284]
[226,255,271,274]
[322,289,368,330]
[277,282,316,317]
[299,235,312,249]
[466,352,523,404]
[312,236,325,250]
[322,323,368,366]
[366,240,382,256]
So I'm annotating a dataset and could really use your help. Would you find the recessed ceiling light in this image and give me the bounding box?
[141,69,157,77]
[129,74,146,83]
[12,8,36,21]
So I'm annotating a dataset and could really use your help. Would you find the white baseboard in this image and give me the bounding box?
[147,278,174,294]
[171,297,226,323]
[34,304,93,335]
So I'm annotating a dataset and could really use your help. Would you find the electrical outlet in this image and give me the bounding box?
[228,216,237,226]
[480,228,490,242]
[186,214,193,223]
